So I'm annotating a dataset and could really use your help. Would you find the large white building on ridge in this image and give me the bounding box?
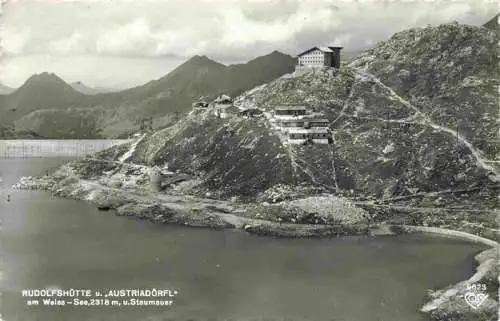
[296,46,343,69]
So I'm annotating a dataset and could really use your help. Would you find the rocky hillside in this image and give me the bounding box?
[14,107,104,139]
[349,22,499,162]
[483,13,499,31]
[118,112,304,198]
[101,21,498,204]
[0,52,296,138]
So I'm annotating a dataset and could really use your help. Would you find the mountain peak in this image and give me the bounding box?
[163,55,227,78]
[270,50,286,56]
[24,72,67,86]
[230,51,295,69]
[18,72,78,95]
[260,50,292,59]
[186,54,220,65]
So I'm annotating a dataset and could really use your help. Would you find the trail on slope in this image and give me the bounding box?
[331,75,361,126]
[355,69,500,180]
[285,143,309,183]
[292,150,323,186]
[329,144,339,190]
[119,134,146,163]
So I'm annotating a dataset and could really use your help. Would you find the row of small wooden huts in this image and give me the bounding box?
[192,99,332,145]
[270,106,332,145]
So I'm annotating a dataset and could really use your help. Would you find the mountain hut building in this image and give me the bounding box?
[239,108,263,118]
[273,105,308,119]
[286,128,332,145]
[296,46,343,69]
[214,94,233,104]
[192,101,209,110]
[277,118,330,130]
[215,105,239,119]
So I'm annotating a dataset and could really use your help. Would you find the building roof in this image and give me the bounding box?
[287,128,330,134]
[297,46,344,57]
[278,119,329,126]
[221,105,240,113]
[275,105,307,111]
[239,108,263,114]
[192,102,209,108]
[279,119,306,123]
[318,47,334,52]
[214,94,232,103]
[305,118,330,123]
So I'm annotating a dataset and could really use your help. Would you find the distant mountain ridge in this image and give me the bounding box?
[0,72,88,126]
[0,83,15,95]
[70,81,120,95]
[0,51,297,138]
[2,13,496,140]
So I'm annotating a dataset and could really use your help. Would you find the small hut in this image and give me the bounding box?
[286,128,332,145]
[239,108,263,118]
[214,94,233,104]
[273,105,308,119]
[192,101,209,110]
[303,118,330,129]
[215,105,240,119]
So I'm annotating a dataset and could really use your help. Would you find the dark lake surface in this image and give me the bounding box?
[0,156,486,321]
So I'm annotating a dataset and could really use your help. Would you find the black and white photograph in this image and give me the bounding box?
[0,0,499,320]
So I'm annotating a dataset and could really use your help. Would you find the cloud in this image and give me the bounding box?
[50,32,85,54]
[217,3,340,48]
[96,18,158,56]
[0,0,498,87]
[2,0,497,60]
[0,26,30,55]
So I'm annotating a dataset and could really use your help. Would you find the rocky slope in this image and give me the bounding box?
[483,13,499,31]
[128,22,498,198]
[65,21,499,206]
[349,22,499,163]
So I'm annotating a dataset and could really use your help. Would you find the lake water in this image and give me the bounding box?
[0,156,487,321]
[0,140,129,158]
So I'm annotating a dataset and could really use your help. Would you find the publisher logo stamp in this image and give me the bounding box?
[464,283,488,310]
[464,292,488,309]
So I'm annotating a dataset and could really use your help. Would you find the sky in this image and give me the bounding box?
[0,0,497,89]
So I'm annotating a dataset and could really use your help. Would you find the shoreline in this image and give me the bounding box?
[11,167,499,320]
